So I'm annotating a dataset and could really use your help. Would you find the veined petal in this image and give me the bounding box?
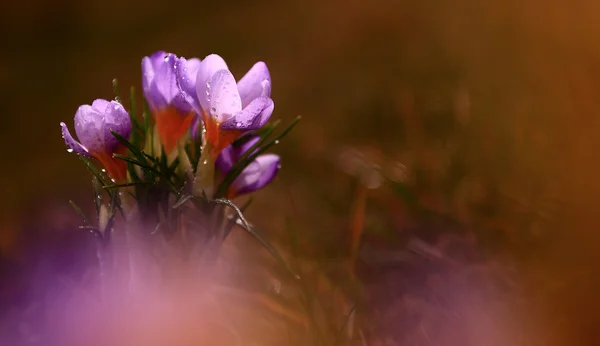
[215,135,260,173]
[208,69,242,123]
[74,104,105,154]
[60,122,90,156]
[237,61,271,108]
[175,57,202,114]
[221,96,274,131]
[153,53,190,111]
[231,154,280,196]
[196,54,229,113]
[102,101,131,154]
[142,51,166,109]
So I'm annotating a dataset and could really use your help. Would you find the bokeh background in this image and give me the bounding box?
[2,0,600,344]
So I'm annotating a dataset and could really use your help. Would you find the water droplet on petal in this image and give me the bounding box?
[164,54,170,62]
[210,107,217,115]
[66,148,73,153]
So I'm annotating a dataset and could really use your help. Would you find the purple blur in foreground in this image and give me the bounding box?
[60,99,131,182]
[215,136,280,198]
[177,54,274,157]
[142,50,200,153]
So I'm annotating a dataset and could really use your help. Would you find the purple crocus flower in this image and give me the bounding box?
[215,136,280,198]
[60,99,132,182]
[177,54,274,158]
[142,50,201,153]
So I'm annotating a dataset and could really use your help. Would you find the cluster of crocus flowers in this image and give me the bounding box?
[60,99,132,183]
[60,51,280,199]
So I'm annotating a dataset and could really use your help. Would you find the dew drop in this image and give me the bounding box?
[210,107,217,115]
[274,140,280,144]
[164,54,170,62]
[101,169,107,173]
[67,148,74,153]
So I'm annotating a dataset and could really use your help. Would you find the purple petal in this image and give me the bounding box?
[175,57,202,114]
[215,136,261,173]
[231,154,280,195]
[208,69,242,123]
[237,61,271,108]
[91,99,111,113]
[152,53,190,111]
[195,54,229,113]
[141,51,166,107]
[74,104,105,154]
[189,113,202,140]
[102,101,132,153]
[220,96,274,131]
[60,122,90,156]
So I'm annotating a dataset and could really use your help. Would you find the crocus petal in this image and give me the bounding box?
[175,57,202,113]
[91,99,111,112]
[152,53,191,111]
[74,104,105,154]
[231,154,280,196]
[189,113,202,140]
[237,61,271,108]
[208,69,242,123]
[142,51,166,108]
[215,136,260,173]
[221,96,274,131]
[196,54,229,113]
[102,101,132,154]
[60,122,90,156]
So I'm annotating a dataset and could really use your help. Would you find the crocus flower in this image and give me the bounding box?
[177,54,274,158]
[142,50,201,153]
[215,136,280,199]
[60,99,132,182]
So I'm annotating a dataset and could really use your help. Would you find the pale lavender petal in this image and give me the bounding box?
[196,54,229,113]
[102,101,132,153]
[60,122,90,157]
[74,104,105,154]
[153,53,190,111]
[175,57,202,114]
[237,61,271,108]
[91,99,111,113]
[208,69,242,123]
[141,51,165,108]
[215,136,260,173]
[221,96,274,131]
[231,154,280,195]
